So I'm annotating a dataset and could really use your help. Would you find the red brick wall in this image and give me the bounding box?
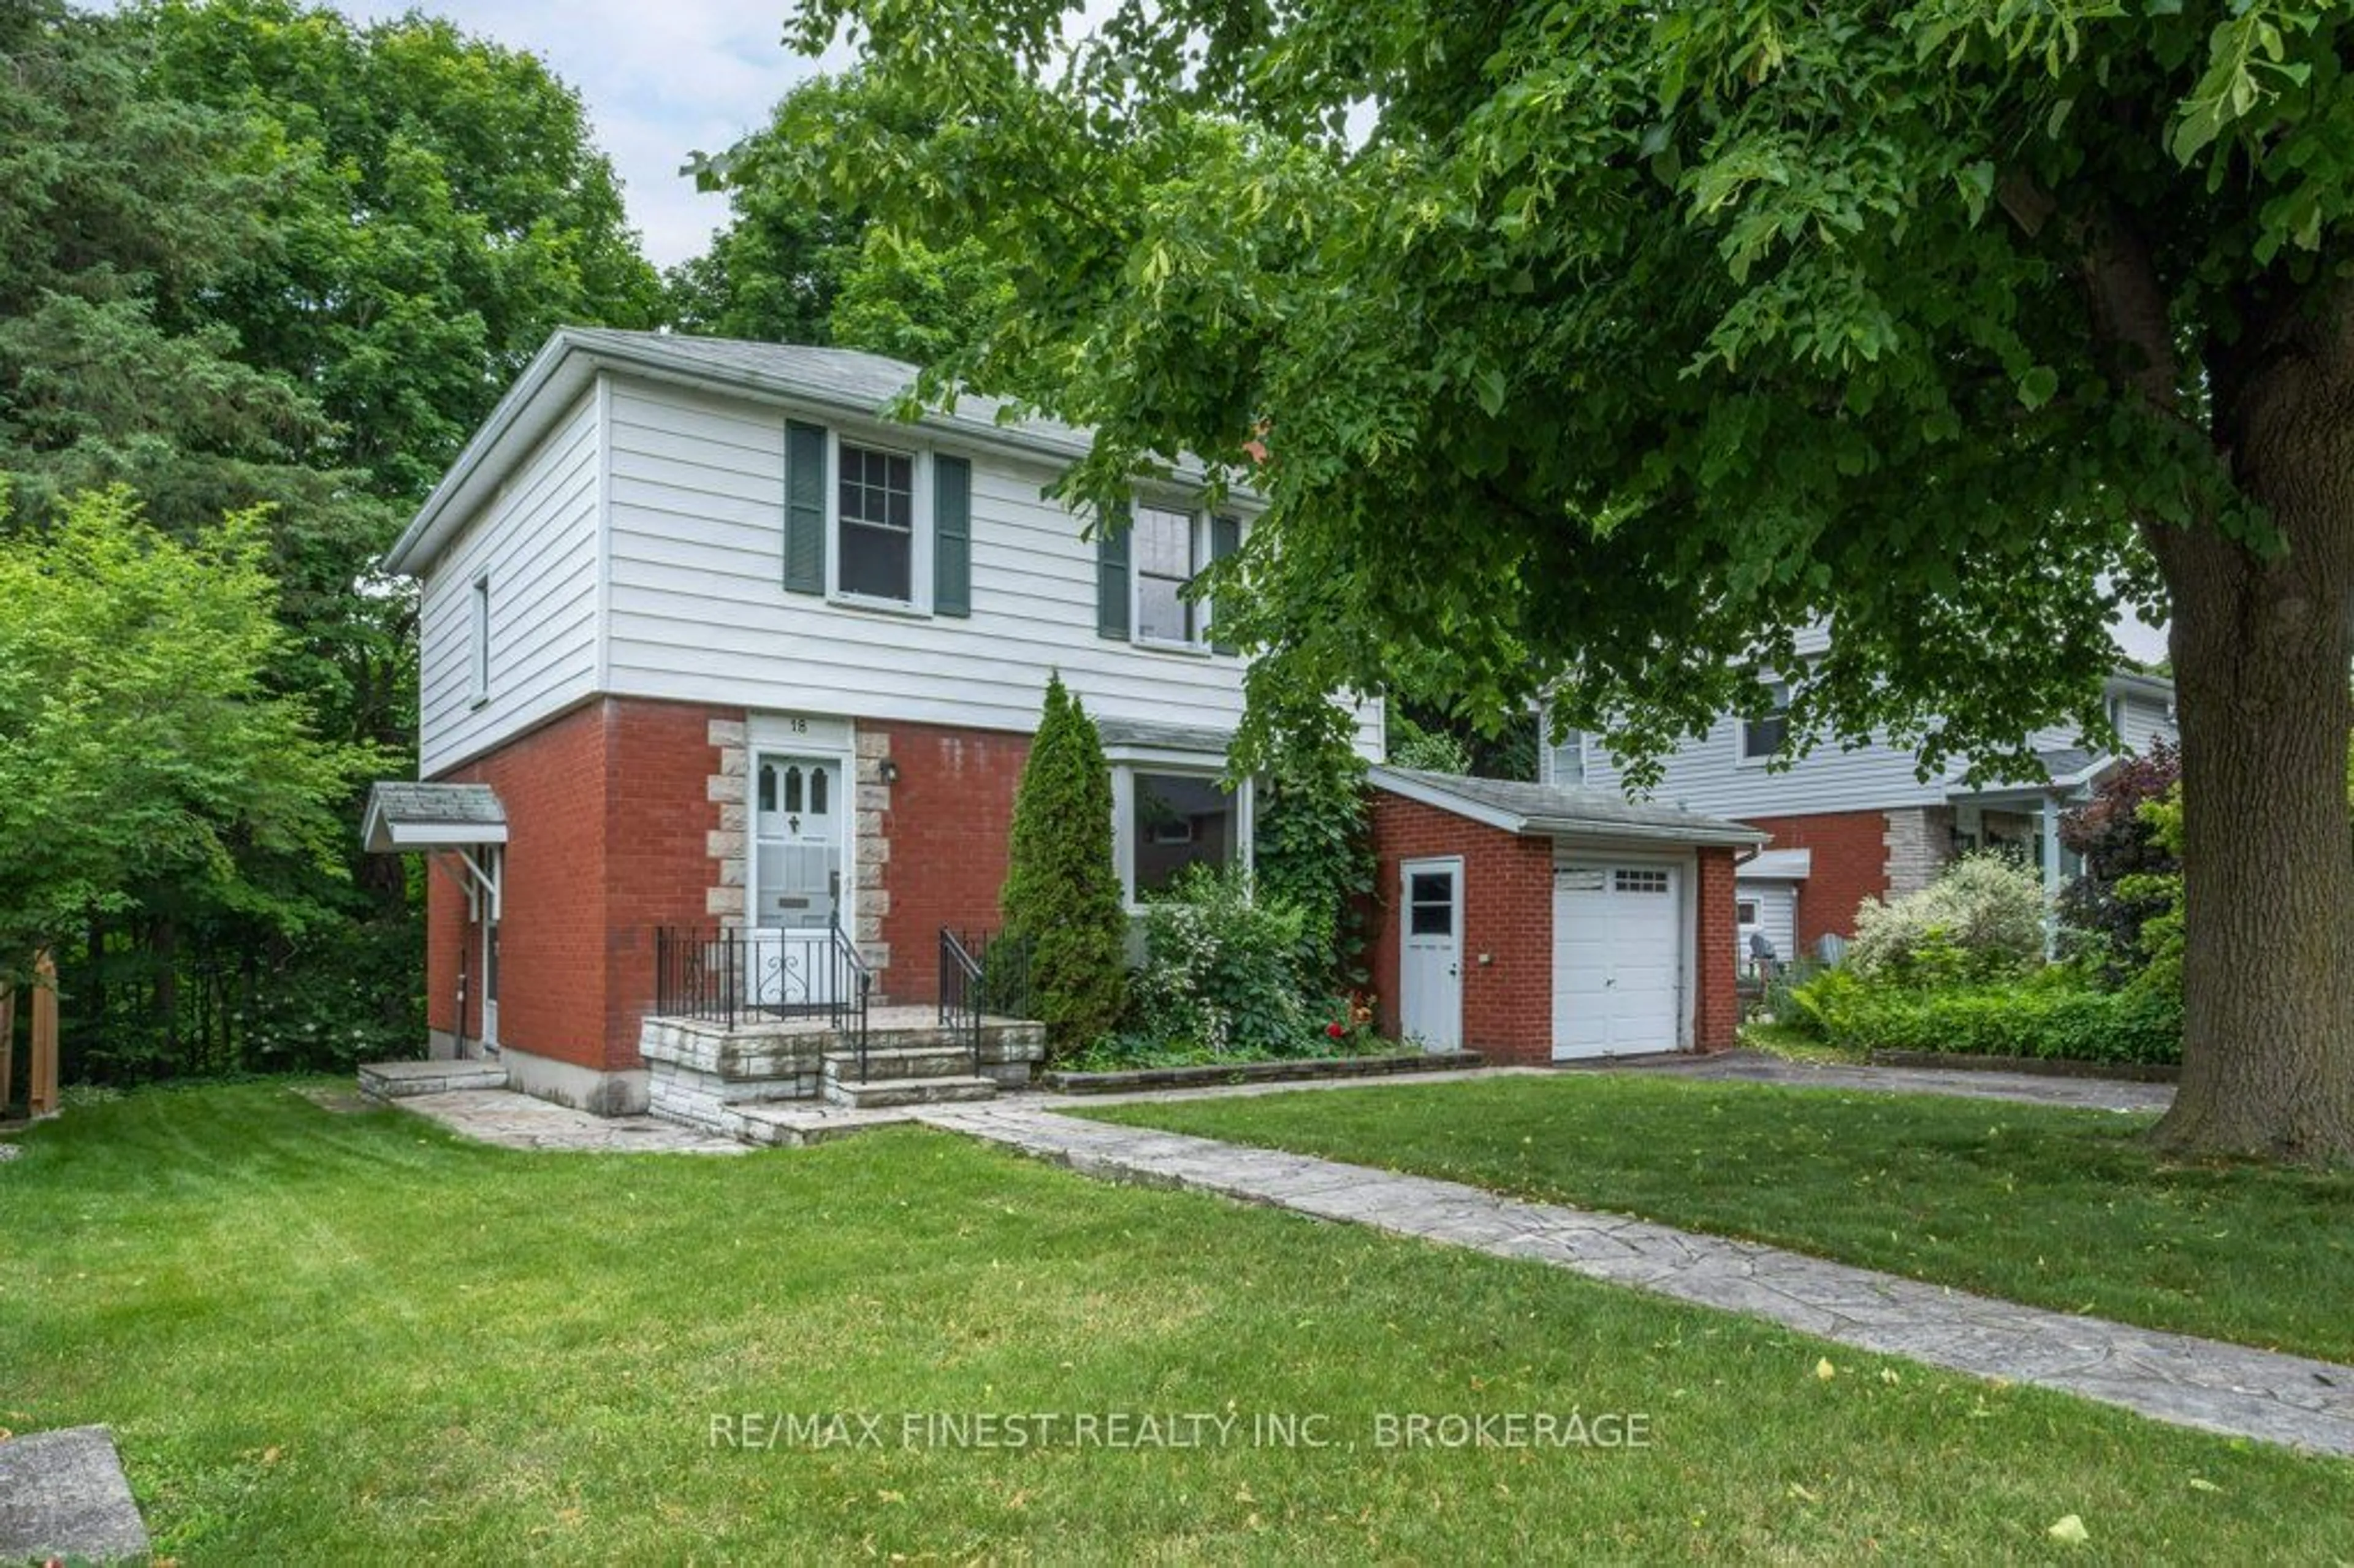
[1366,793,1558,1065]
[1694,847,1740,1050]
[872,720,1033,1005]
[1368,794,1746,1063]
[426,701,612,1071]
[603,699,730,1065]
[1740,809,1890,948]
[425,697,730,1075]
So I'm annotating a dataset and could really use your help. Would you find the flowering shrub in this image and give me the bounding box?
[1848,853,2047,988]
[1124,867,1310,1056]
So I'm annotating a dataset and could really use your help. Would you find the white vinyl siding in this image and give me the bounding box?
[1566,704,2153,818]
[601,375,1293,742]
[2117,693,2177,754]
[418,390,601,776]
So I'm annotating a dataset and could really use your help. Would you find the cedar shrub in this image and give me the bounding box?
[1001,673,1126,1051]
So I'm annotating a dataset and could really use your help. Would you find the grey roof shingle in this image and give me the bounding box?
[558,329,1098,457]
[366,782,505,826]
[361,781,508,853]
[1373,767,1769,847]
[1094,717,1235,756]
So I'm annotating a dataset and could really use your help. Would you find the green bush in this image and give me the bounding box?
[1849,853,2047,987]
[1247,685,1374,989]
[1791,968,2181,1065]
[1121,866,1312,1057]
[1000,675,1127,1053]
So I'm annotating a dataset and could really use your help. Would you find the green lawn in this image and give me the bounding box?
[1,1083,2348,1562]
[1082,1073,2354,1365]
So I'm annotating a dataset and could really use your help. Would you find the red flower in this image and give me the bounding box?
[1326,1021,1346,1038]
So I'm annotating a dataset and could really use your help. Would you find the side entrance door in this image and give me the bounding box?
[750,753,845,1010]
[1398,857,1463,1051]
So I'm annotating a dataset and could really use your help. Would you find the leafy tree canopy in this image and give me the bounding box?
[731,0,2354,1160]
[0,487,374,984]
[678,72,1013,362]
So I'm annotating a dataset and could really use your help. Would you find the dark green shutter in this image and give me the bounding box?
[933,455,972,617]
[1096,501,1131,639]
[1208,513,1242,654]
[783,420,826,594]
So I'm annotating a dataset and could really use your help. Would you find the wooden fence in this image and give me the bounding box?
[1,949,63,1119]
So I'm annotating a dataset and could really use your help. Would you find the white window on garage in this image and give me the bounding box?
[1616,868,1670,895]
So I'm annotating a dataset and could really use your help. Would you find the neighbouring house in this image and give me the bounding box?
[359,329,1752,1129]
[1539,646,2177,965]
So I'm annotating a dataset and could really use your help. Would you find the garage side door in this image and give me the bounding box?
[1553,864,1685,1059]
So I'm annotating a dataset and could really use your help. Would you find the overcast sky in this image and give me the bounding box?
[326,1,849,269]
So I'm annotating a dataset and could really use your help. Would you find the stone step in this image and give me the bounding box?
[822,1043,984,1082]
[731,1103,922,1147]
[820,1073,999,1110]
[858,1022,1042,1054]
[358,1059,508,1100]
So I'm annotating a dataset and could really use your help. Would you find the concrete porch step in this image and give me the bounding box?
[820,1073,999,1110]
[359,1059,508,1100]
[822,1043,985,1082]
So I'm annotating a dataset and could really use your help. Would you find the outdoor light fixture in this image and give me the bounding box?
[878,759,901,785]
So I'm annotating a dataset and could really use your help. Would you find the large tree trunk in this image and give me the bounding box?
[2147,303,2354,1165]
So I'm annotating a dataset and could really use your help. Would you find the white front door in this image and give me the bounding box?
[750,753,845,1009]
[1553,862,1685,1059]
[1398,858,1463,1051]
[480,916,500,1052]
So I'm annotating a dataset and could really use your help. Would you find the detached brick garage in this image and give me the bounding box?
[1365,769,1765,1065]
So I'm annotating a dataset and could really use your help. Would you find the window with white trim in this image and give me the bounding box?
[837,441,918,602]
[1739,682,1790,762]
[1114,765,1252,905]
[468,573,490,707]
[1548,729,1587,786]
[1133,505,1201,645]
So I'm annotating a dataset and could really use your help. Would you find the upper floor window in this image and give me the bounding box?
[468,573,490,707]
[1548,729,1587,786]
[1133,506,1200,646]
[783,419,973,617]
[1739,682,1790,763]
[1099,504,1240,652]
[837,442,917,602]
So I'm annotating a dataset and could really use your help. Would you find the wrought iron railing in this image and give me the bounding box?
[938,926,1035,1072]
[653,921,872,1061]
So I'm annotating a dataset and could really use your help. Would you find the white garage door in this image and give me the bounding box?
[1553,862,1686,1059]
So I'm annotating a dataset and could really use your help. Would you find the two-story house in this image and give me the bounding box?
[1539,650,2177,965]
[360,329,1761,1124]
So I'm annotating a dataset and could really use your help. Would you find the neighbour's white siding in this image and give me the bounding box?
[2117,693,2177,755]
[417,391,601,776]
[1572,708,2132,817]
[1577,714,1954,817]
[600,375,1343,748]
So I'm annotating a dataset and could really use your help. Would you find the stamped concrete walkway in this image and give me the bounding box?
[919,1102,2354,1458]
[392,1089,748,1154]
